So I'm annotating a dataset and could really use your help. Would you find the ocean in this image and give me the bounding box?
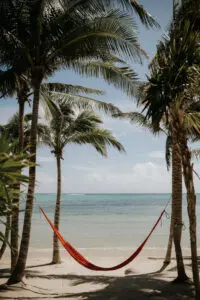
[21,193,200,250]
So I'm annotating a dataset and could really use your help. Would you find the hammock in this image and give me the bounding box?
[39,206,165,271]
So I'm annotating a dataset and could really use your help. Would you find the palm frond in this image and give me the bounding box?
[41,82,104,96]
[191,149,200,160]
[0,136,12,153]
[40,91,62,121]
[130,0,160,29]
[184,111,200,136]
[113,111,151,126]
[68,128,125,156]
[0,68,16,98]
[67,60,139,97]
[43,91,122,116]
[66,110,103,136]
[64,0,159,29]
[49,10,146,63]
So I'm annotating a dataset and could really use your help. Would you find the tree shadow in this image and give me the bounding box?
[0,272,195,300]
[22,271,194,300]
[27,262,53,269]
[148,256,200,262]
[0,263,195,299]
[0,268,10,279]
[54,273,194,300]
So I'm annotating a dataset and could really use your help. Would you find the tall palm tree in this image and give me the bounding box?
[113,109,185,274]
[39,102,125,264]
[0,0,159,283]
[140,3,200,296]
[140,80,188,282]
[0,1,145,283]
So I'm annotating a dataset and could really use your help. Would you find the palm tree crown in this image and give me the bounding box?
[40,102,125,158]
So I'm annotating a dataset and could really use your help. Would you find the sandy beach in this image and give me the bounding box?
[0,195,197,299]
[0,247,195,299]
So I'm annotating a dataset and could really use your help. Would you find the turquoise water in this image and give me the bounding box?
[20,193,200,249]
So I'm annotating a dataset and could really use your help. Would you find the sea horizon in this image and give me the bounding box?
[34,192,194,195]
[18,193,200,250]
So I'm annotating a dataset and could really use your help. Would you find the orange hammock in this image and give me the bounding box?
[39,206,165,271]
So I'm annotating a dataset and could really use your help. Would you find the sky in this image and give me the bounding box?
[1,0,200,194]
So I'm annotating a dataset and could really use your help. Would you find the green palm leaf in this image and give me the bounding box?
[67,60,139,97]
[68,128,125,157]
[130,0,159,28]
[41,83,104,96]
[42,91,122,116]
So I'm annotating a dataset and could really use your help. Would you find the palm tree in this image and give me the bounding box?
[1,81,123,265]
[140,3,200,296]
[0,70,31,268]
[0,136,30,260]
[0,136,13,260]
[142,86,188,282]
[1,80,124,268]
[0,189,11,260]
[0,113,45,265]
[0,0,159,283]
[0,0,151,284]
[113,109,185,274]
[39,102,125,264]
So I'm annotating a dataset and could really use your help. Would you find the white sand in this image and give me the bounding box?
[0,247,195,299]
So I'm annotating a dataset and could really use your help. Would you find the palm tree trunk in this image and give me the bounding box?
[8,80,41,284]
[18,99,25,150]
[160,212,174,271]
[180,136,200,299]
[10,100,25,270]
[171,133,188,282]
[0,214,11,259]
[52,154,62,264]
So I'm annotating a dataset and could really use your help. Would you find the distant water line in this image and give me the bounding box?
[17,193,200,249]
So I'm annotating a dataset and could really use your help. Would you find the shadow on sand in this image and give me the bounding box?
[0,264,195,300]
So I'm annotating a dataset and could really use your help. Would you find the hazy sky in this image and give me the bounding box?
[2,0,199,194]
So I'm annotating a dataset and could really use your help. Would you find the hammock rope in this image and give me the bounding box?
[39,206,166,271]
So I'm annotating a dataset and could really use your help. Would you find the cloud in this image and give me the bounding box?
[149,151,165,159]
[35,161,171,193]
[62,161,171,193]
[35,158,200,194]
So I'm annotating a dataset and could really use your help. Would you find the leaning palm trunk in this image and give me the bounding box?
[171,133,188,282]
[0,214,11,259]
[10,99,25,270]
[8,80,41,284]
[160,212,174,271]
[52,154,62,264]
[180,135,200,299]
